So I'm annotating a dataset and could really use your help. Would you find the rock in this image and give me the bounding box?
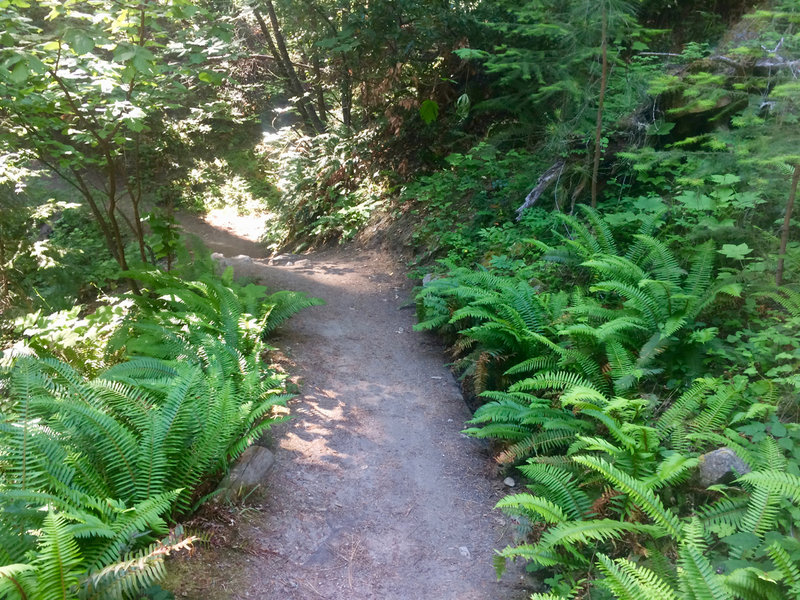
[422,273,435,286]
[218,446,275,497]
[458,546,471,558]
[211,252,230,270]
[38,223,54,240]
[697,447,751,488]
[503,477,516,487]
[233,254,253,263]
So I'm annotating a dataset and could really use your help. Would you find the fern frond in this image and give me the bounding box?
[572,455,682,539]
[496,493,569,524]
[678,521,732,600]
[537,519,664,553]
[577,205,619,255]
[596,553,679,600]
[737,471,800,505]
[722,567,783,600]
[766,543,800,598]
[517,462,592,519]
[35,511,83,600]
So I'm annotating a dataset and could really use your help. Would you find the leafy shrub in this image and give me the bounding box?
[0,257,321,598]
[417,207,800,599]
[257,126,390,248]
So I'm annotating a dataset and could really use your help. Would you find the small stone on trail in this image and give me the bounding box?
[218,446,275,497]
[459,546,471,558]
[503,477,516,487]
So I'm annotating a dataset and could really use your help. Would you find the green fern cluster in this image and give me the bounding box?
[418,208,739,463]
[0,265,320,599]
[417,208,800,598]
[115,266,323,360]
[493,377,800,599]
[418,207,738,397]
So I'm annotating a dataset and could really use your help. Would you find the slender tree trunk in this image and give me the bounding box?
[261,0,324,133]
[312,54,327,122]
[253,8,287,80]
[0,232,8,303]
[101,150,134,277]
[340,67,353,129]
[125,136,148,263]
[591,5,608,209]
[253,8,318,130]
[70,168,120,262]
[777,164,800,286]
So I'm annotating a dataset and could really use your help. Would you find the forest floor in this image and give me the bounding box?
[166,213,531,599]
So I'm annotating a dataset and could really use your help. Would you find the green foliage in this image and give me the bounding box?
[261,126,390,248]
[403,143,544,263]
[417,209,735,416]
[0,191,120,315]
[0,0,234,270]
[145,211,181,270]
[418,205,800,597]
[1,251,319,598]
[7,298,131,375]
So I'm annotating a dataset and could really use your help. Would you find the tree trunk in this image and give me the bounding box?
[340,67,353,129]
[70,168,120,263]
[253,8,314,128]
[777,163,800,286]
[261,0,325,133]
[591,5,608,209]
[0,230,8,304]
[312,54,327,123]
[125,136,148,263]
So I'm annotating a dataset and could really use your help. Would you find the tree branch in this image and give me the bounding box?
[516,160,566,220]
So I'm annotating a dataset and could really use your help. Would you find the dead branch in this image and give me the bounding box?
[516,160,566,220]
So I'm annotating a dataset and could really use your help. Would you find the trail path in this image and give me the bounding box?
[171,214,529,599]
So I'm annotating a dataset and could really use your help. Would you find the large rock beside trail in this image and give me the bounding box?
[696,447,751,488]
[218,446,275,497]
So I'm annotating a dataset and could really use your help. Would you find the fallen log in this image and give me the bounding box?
[516,159,566,220]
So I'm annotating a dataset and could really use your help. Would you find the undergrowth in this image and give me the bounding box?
[0,239,322,599]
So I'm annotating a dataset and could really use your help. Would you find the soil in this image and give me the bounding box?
[168,214,533,599]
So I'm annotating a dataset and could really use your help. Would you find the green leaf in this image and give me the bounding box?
[633,196,664,212]
[10,60,28,83]
[419,99,439,124]
[721,531,761,552]
[198,71,223,85]
[710,174,741,186]
[718,244,752,260]
[453,48,490,61]
[647,121,675,136]
[66,30,95,55]
[676,191,714,211]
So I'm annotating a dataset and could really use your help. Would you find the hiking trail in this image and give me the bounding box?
[169,212,530,599]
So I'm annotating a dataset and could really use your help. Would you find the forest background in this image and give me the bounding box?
[2,0,800,598]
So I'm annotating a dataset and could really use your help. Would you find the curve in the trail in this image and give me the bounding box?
[170,216,531,600]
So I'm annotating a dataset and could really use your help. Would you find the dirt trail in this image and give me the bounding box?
[171,215,530,599]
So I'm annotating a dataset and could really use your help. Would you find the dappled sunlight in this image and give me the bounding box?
[204,206,272,244]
